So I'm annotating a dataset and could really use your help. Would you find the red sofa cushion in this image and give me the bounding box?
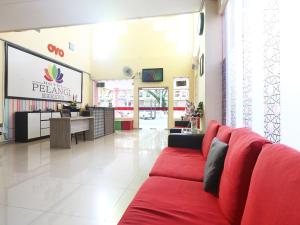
[149,147,205,181]
[160,146,202,156]
[218,128,270,225]
[202,120,220,159]
[118,176,230,225]
[216,125,234,143]
[241,144,300,225]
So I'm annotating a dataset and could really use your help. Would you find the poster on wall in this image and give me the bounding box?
[5,43,82,103]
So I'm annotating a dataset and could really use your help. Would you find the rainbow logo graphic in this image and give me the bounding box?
[44,64,64,83]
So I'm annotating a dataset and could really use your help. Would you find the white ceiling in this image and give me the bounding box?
[0,0,202,32]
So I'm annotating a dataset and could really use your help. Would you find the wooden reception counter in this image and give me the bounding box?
[87,107,115,138]
[50,116,94,148]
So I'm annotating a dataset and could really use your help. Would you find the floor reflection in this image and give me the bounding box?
[0,129,168,225]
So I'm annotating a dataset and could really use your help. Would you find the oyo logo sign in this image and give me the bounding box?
[47,44,64,57]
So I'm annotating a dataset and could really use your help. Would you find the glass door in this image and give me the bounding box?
[138,88,168,129]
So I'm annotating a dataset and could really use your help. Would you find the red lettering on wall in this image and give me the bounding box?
[47,44,65,57]
[59,49,64,57]
[47,44,55,52]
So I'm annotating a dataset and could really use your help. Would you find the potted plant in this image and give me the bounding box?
[69,95,78,109]
[195,101,204,118]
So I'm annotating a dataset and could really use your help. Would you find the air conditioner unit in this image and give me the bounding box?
[96,82,105,87]
[174,78,189,89]
[175,80,187,88]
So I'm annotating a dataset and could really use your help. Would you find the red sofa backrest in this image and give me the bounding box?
[241,144,300,225]
[202,120,220,159]
[216,125,234,143]
[218,128,270,225]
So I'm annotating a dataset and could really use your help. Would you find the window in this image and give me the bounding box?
[96,80,134,119]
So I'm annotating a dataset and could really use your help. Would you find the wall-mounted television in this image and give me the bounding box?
[142,68,163,82]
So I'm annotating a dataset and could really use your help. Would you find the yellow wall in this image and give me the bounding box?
[90,14,196,128]
[0,14,206,129]
[0,26,91,72]
[0,25,93,123]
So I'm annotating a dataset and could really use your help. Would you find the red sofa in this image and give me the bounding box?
[118,121,300,225]
[149,121,232,182]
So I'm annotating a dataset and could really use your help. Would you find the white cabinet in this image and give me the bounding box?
[41,121,50,129]
[41,112,51,120]
[27,113,41,139]
[41,128,50,136]
[15,111,63,142]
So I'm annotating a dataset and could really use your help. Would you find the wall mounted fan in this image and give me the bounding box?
[123,66,135,79]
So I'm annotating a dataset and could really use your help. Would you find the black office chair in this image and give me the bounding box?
[61,109,71,118]
[60,109,85,144]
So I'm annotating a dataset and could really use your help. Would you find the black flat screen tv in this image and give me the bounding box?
[142,68,163,82]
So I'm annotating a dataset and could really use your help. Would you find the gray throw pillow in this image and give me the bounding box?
[203,137,228,196]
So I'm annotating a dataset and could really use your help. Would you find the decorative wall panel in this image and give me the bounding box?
[263,0,280,143]
[222,59,227,124]
[229,52,236,128]
[242,0,252,128]
[224,0,280,142]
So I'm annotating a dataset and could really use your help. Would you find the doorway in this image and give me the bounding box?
[138,88,168,129]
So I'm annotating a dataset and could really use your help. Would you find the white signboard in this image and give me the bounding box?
[5,44,82,102]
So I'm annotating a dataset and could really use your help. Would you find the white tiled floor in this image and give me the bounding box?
[0,129,167,225]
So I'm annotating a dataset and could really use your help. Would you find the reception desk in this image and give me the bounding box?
[50,117,94,148]
[88,107,115,138]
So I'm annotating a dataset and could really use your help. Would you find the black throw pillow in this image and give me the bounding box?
[203,137,228,196]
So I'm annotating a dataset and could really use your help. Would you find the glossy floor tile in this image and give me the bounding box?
[0,129,167,225]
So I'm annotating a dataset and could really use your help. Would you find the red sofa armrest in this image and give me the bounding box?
[168,133,204,150]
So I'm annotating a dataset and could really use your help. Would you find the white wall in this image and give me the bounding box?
[204,0,223,125]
